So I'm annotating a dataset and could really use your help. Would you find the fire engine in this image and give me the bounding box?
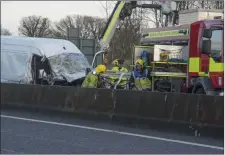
[136,18,224,96]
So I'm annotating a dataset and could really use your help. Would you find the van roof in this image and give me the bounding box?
[1,35,82,57]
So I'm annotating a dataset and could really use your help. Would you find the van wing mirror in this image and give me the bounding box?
[201,40,211,54]
[86,68,91,75]
[203,29,212,38]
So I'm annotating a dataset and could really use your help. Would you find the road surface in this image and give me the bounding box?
[1,109,224,154]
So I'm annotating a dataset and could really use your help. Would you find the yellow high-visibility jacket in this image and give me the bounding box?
[81,72,98,88]
[110,67,128,87]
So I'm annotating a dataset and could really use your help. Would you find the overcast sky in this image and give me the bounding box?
[1,1,112,36]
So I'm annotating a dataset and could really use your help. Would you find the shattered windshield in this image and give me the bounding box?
[48,53,91,75]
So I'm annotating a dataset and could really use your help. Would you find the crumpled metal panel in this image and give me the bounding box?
[48,53,91,83]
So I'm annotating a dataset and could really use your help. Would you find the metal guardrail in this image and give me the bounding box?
[1,83,224,128]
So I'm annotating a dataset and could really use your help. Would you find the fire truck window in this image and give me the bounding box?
[211,29,222,59]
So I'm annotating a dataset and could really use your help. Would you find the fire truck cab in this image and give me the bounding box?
[135,19,224,96]
[188,19,223,96]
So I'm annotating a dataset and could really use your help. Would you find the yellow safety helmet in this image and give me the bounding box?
[112,59,119,66]
[135,59,143,66]
[95,64,107,74]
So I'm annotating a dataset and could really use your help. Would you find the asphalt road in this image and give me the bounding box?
[1,109,224,154]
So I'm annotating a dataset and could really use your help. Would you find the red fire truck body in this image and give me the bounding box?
[140,19,224,95]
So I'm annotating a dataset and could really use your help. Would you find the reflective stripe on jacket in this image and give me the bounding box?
[81,72,98,88]
[110,67,128,86]
[132,69,151,90]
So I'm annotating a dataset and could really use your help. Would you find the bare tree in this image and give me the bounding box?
[82,15,106,40]
[52,15,78,37]
[1,25,12,36]
[212,1,224,9]
[108,13,143,62]
[52,14,106,40]
[174,0,224,10]
[18,15,52,37]
[98,1,116,20]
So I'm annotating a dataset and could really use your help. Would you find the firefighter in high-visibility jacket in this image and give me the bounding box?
[130,59,151,91]
[112,59,128,72]
[110,59,128,88]
[81,64,107,88]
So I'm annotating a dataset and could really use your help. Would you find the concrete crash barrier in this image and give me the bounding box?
[114,90,224,128]
[165,93,224,127]
[1,83,115,118]
[197,95,224,126]
[114,90,167,119]
[1,83,224,128]
[1,83,43,108]
[74,88,114,113]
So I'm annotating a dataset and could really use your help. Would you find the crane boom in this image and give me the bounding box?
[92,1,177,68]
[99,1,128,51]
[99,0,176,52]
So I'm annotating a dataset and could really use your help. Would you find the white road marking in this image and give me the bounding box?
[1,149,16,153]
[1,148,25,154]
[1,114,224,150]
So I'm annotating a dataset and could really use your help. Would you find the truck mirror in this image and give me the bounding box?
[201,40,211,55]
[203,29,212,38]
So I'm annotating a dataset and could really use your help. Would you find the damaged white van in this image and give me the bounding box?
[1,36,91,86]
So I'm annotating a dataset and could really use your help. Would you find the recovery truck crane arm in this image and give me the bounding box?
[92,0,176,68]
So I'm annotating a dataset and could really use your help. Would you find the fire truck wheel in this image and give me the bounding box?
[195,87,206,94]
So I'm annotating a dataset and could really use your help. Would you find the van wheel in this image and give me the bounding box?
[195,87,206,94]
